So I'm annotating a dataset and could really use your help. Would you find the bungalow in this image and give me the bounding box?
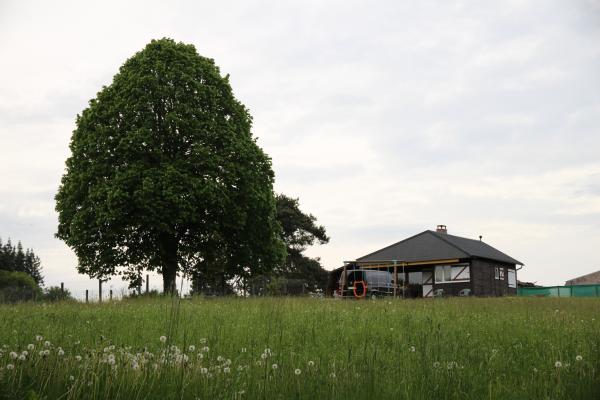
[329,225,523,298]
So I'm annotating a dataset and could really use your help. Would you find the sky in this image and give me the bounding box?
[1,0,599,297]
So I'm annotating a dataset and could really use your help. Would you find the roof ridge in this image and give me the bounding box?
[427,230,472,257]
[355,230,430,261]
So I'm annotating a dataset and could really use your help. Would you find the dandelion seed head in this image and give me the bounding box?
[44,341,51,348]
[409,346,416,352]
[261,353,267,359]
[6,364,14,370]
[223,367,230,373]
[308,361,315,367]
[202,346,209,352]
[295,368,301,375]
[35,335,43,342]
[555,361,562,368]
[576,355,583,361]
[58,349,65,356]
[433,361,440,368]
[75,355,82,362]
[27,344,34,351]
[69,375,75,381]
[201,367,208,374]
[159,336,167,343]
[9,352,17,360]
[18,354,26,361]
[188,345,195,352]
[271,363,278,370]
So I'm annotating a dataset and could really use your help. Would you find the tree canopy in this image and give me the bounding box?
[0,237,44,286]
[55,38,285,292]
[275,194,330,290]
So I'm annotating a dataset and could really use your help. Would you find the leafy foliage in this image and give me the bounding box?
[55,38,285,292]
[43,286,75,302]
[275,194,329,291]
[0,237,44,286]
[0,270,42,302]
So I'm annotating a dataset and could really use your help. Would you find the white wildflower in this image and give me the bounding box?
[188,345,195,352]
[217,355,224,362]
[18,354,26,361]
[555,361,562,368]
[75,355,82,362]
[409,346,416,352]
[271,363,278,370]
[21,351,28,357]
[308,360,315,367]
[69,375,75,381]
[44,341,51,348]
[58,348,65,356]
[576,355,583,361]
[197,353,203,359]
[132,361,139,370]
[6,364,14,370]
[261,353,268,359]
[294,368,301,375]
[264,348,271,355]
[223,367,230,374]
[9,352,18,360]
[27,344,34,351]
[35,335,43,342]
[200,367,208,374]
[433,361,440,368]
[202,346,209,352]
[159,336,167,343]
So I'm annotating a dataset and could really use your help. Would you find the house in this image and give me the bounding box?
[565,270,600,286]
[329,225,523,298]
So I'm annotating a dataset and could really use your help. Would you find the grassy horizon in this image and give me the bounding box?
[0,297,598,399]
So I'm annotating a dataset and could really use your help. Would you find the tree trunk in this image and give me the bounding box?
[160,234,178,295]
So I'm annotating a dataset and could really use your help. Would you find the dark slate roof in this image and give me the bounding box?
[355,230,523,265]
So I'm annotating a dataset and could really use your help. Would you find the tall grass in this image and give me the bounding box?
[0,297,598,399]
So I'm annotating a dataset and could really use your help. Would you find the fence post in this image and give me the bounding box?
[146,274,149,294]
[110,289,113,301]
[85,290,89,303]
[98,279,102,303]
[61,282,64,294]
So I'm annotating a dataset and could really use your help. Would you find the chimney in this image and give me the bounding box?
[436,225,447,234]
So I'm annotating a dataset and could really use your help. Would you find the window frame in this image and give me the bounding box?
[434,264,470,284]
[507,269,516,288]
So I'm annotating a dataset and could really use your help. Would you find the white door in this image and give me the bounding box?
[423,271,433,298]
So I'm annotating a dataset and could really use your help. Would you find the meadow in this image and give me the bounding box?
[0,297,598,400]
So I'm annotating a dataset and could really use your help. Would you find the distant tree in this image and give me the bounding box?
[0,237,44,286]
[43,286,74,302]
[275,194,330,291]
[55,38,285,293]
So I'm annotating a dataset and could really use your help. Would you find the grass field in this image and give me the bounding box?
[0,297,599,400]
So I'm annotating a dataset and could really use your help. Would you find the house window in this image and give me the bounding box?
[508,270,516,288]
[495,267,499,280]
[435,264,470,283]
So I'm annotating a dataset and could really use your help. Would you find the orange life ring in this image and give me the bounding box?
[353,280,367,298]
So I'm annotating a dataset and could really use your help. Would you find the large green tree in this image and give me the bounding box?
[56,38,285,292]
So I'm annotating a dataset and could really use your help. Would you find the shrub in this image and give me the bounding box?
[0,270,42,302]
[43,286,75,302]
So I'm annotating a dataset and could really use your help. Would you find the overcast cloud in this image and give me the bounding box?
[1,0,599,296]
